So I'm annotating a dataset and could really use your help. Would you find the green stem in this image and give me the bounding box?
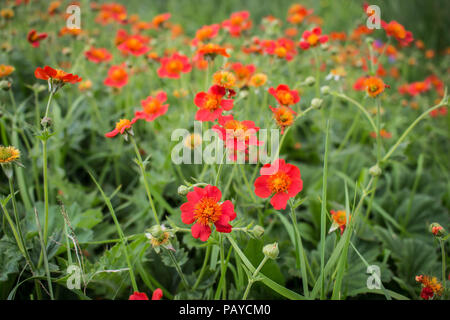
[440,239,446,299]
[242,256,269,300]
[193,244,212,290]
[239,164,256,202]
[130,136,160,225]
[167,249,189,289]
[289,199,309,297]
[376,98,382,162]
[219,233,227,299]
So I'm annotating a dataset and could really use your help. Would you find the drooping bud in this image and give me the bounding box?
[41,116,53,128]
[263,242,279,260]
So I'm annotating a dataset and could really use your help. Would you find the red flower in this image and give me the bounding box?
[265,38,297,61]
[229,62,255,87]
[34,66,82,84]
[157,53,191,79]
[27,29,48,47]
[129,292,149,300]
[151,288,163,300]
[180,185,236,242]
[104,64,128,88]
[212,114,261,152]
[194,85,233,122]
[299,27,328,50]
[382,20,413,47]
[135,91,169,122]
[84,47,112,63]
[268,84,300,106]
[420,287,434,300]
[194,24,220,43]
[197,43,230,59]
[152,13,171,28]
[105,118,137,138]
[129,288,163,300]
[254,159,303,210]
[118,35,150,56]
[222,11,252,37]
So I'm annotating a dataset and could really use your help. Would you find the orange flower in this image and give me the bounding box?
[197,43,230,59]
[0,145,20,164]
[104,64,128,88]
[382,20,413,46]
[35,66,82,91]
[157,53,191,79]
[287,4,313,24]
[329,210,351,235]
[229,62,255,87]
[270,105,297,134]
[84,47,112,63]
[194,24,220,43]
[118,35,150,56]
[0,65,15,78]
[363,76,386,98]
[1,8,14,19]
[222,11,252,37]
[105,118,137,139]
[249,73,267,87]
[268,84,300,106]
[152,13,170,28]
[416,275,443,300]
[370,129,392,139]
[48,1,61,15]
[213,70,236,90]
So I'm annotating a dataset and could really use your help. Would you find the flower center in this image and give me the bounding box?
[224,120,248,140]
[204,94,220,111]
[92,49,106,59]
[194,197,222,225]
[307,33,319,46]
[268,172,291,193]
[115,119,131,131]
[168,60,183,73]
[275,46,287,58]
[112,68,126,81]
[127,38,142,50]
[231,16,243,26]
[277,90,294,105]
[144,99,161,114]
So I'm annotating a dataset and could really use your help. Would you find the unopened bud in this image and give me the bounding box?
[311,98,323,109]
[429,223,445,237]
[304,76,315,86]
[366,37,374,45]
[251,225,264,238]
[41,117,53,128]
[0,80,11,91]
[263,242,279,260]
[178,185,189,196]
[369,164,382,177]
[320,86,330,95]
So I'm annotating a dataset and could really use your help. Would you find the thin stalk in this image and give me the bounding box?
[219,233,227,299]
[440,239,446,299]
[167,249,189,289]
[239,164,256,202]
[130,136,160,225]
[289,199,309,297]
[376,98,382,162]
[242,256,269,300]
[320,120,330,300]
[193,244,212,290]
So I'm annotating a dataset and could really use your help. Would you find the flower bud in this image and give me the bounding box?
[429,223,445,237]
[369,164,382,177]
[177,185,189,196]
[366,37,374,45]
[41,117,53,128]
[263,242,279,260]
[0,80,11,91]
[311,98,323,109]
[304,76,315,86]
[320,85,330,95]
[251,225,264,238]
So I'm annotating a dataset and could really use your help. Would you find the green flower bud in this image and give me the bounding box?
[320,86,330,95]
[251,225,265,238]
[178,185,189,196]
[304,76,316,86]
[263,242,279,260]
[311,98,323,109]
[369,164,382,177]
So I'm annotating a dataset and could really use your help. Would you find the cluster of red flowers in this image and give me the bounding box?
[268,84,299,134]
